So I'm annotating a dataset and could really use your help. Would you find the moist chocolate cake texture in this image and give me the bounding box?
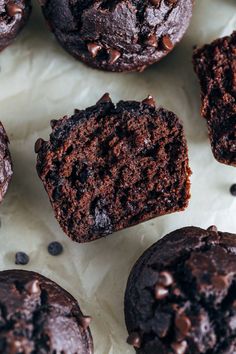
[35,94,191,243]
[125,226,236,354]
[0,270,93,354]
[40,0,193,72]
[193,31,236,166]
[0,122,13,203]
[0,0,31,51]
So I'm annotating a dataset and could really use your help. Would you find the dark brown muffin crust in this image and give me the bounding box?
[0,0,31,51]
[0,122,13,203]
[40,0,193,72]
[125,226,236,354]
[193,31,236,166]
[35,94,191,243]
[0,269,93,354]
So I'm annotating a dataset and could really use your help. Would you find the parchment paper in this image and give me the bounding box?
[0,0,236,352]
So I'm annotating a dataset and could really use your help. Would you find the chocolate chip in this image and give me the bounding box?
[154,285,169,299]
[108,49,121,65]
[207,225,218,232]
[48,241,63,256]
[165,0,178,5]
[6,3,23,17]
[127,332,141,348]
[149,0,161,6]
[74,109,80,114]
[211,274,228,289]
[50,120,57,129]
[161,35,174,51]
[25,280,41,295]
[175,315,191,336]
[15,252,29,265]
[142,95,156,107]
[87,43,102,58]
[171,340,187,354]
[35,138,45,153]
[97,93,112,104]
[230,184,236,196]
[145,34,158,47]
[158,271,174,287]
[79,315,92,330]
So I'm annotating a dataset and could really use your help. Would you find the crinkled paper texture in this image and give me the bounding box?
[0,0,236,353]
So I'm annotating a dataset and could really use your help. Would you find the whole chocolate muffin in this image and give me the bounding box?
[125,226,236,353]
[0,122,13,203]
[0,269,93,353]
[193,31,236,166]
[35,94,191,243]
[40,0,193,72]
[0,0,31,51]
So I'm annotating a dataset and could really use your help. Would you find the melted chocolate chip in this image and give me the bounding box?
[127,332,141,348]
[50,120,58,129]
[47,241,63,256]
[149,0,161,6]
[15,252,29,265]
[175,315,191,336]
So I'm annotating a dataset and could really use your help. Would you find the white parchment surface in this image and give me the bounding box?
[0,0,236,353]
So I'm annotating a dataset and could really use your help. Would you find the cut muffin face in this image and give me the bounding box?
[125,226,236,354]
[35,94,191,243]
[0,122,13,203]
[0,269,93,354]
[0,0,31,51]
[193,31,236,166]
[40,0,193,72]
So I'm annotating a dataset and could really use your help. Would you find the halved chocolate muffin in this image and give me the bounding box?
[36,94,191,243]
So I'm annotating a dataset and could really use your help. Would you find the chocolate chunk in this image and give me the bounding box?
[36,95,190,243]
[40,0,193,72]
[0,0,31,51]
[193,31,236,166]
[125,226,236,353]
[0,270,93,353]
[48,241,63,256]
[15,252,29,265]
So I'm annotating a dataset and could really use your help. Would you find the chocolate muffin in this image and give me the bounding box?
[0,122,13,203]
[125,226,236,354]
[0,0,31,51]
[0,269,93,354]
[35,94,191,243]
[193,31,236,166]
[40,0,193,72]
